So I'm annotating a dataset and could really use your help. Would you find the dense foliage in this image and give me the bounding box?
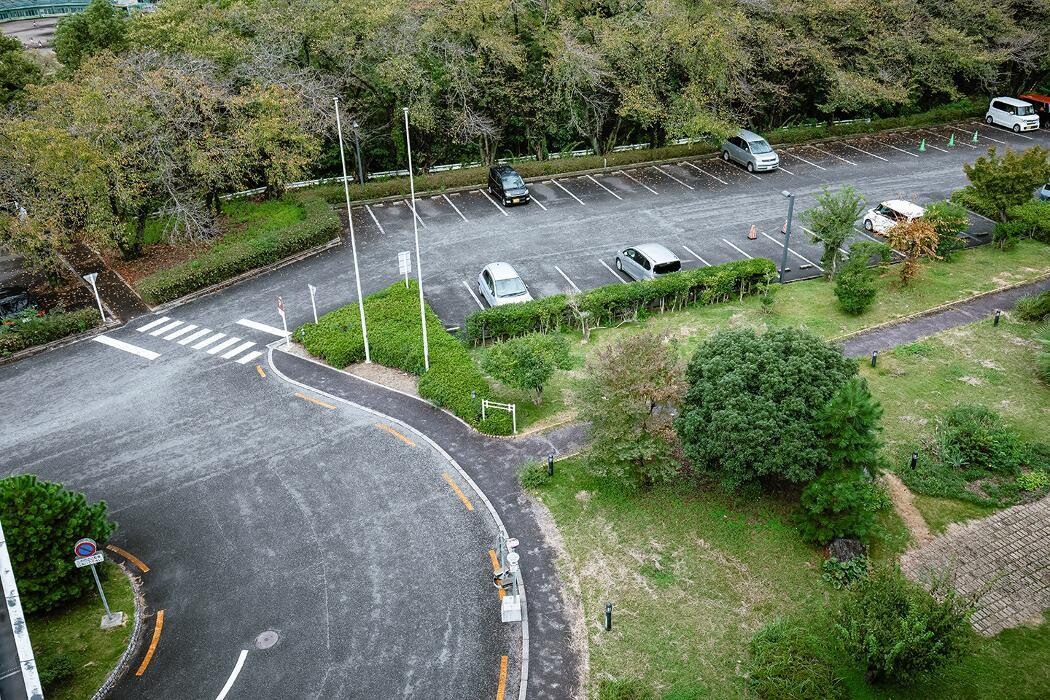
[935,404,1030,476]
[0,307,101,356]
[958,146,1050,223]
[482,333,572,403]
[802,186,866,277]
[746,619,847,700]
[885,218,939,286]
[799,470,885,544]
[54,0,128,72]
[0,475,115,614]
[832,242,892,315]
[924,201,970,261]
[0,35,41,107]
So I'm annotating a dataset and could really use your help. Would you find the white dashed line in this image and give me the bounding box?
[616,169,659,195]
[680,245,710,266]
[550,179,586,205]
[843,144,889,161]
[236,319,288,337]
[150,320,183,337]
[586,174,622,200]
[775,165,796,175]
[94,335,161,360]
[221,341,256,360]
[442,193,469,222]
[874,139,920,158]
[403,199,429,229]
[682,161,728,185]
[553,265,581,292]
[236,351,263,365]
[462,280,485,309]
[192,333,226,350]
[924,141,950,153]
[137,317,170,333]
[760,231,823,271]
[651,165,695,189]
[780,151,827,171]
[478,189,509,216]
[365,205,387,235]
[598,259,627,283]
[721,238,753,259]
[179,328,211,345]
[806,145,857,166]
[207,337,241,355]
[164,324,198,341]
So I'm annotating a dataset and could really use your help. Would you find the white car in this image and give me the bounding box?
[862,200,925,234]
[478,262,533,307]
[985,97,1040,133]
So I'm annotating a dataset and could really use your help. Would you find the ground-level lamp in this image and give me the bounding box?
[779,190,796,284]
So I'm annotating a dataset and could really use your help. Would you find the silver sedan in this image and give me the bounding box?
[478,262,533,307]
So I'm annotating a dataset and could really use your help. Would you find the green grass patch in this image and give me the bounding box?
[29,562,135,700]
[0,306,101,356]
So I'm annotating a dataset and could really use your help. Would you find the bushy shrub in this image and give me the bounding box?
[838,567,975,684]
[1014,290,1050,322]
[597,679,655,700]
[935,404,1029,476]
[1017,469,1050,492]
[799,470,886,544]
[747,619,847,700]
[37,652,76,692]
[0,306,101,355]
[833,265,877,314]
[924,201,969,261]
[991,220,1026,250]
[1006,200,1050,243]
[482,333,572,403]
[0,475,115,613]
[822,555,869,589]
[518,461,552,489]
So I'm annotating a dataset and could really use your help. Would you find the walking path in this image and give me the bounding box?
[62,241,150,322]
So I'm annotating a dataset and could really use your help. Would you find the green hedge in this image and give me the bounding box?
[0,306,101,356]
[295,282,512,434]
[464,258,776,343]
[137,193,340,305]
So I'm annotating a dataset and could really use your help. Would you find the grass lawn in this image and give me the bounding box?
[29,562,136,700]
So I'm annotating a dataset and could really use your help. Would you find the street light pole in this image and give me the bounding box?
[779,190,796,284]
[351,120,365,186]
[334,97,371,363]
[404,107,430,371]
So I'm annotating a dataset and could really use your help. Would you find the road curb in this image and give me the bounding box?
[90,560,146,700]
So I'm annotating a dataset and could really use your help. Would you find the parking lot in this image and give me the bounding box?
[341,120,1047,327]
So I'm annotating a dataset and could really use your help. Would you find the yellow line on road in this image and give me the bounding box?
[496,655,508,699]
[442,472,474,511]
[488,549,505,600]
[136,609,164,676]
[256,365,266,378]
[295,392,336,410]
[106,544,149,573]
[375,423,416,447]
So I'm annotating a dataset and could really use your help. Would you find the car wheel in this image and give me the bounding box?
[985,116,994,125]
[747,162,755,173]
[1013,123,1021,133]
[615,257,623,271]
[863,219,874,232]
[722,151,730,162]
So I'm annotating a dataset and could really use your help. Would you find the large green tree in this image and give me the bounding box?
[961,146,1050,222]
[54,0,128,71]
[802,186,867,278]
[0,35,41,106]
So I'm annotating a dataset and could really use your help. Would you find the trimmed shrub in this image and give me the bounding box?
[747,619,847,700]
[37,652,76,692]
[0,306,101,355]
[799,469,885,544]
[482,333,572,403]
[991,220,1026,250]
[137,193,340,304]
[1014,290,1050,322]
[833,265,877,314]
[1007,200,1050,243]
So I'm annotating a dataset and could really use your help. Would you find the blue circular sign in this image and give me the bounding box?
[74,538,97,558]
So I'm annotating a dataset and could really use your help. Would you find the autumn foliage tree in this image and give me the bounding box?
[885,218,939,286]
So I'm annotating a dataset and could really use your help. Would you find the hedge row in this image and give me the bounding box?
[464,258,777,343]
[295,281,512,434]
[137,193,341,305]
[0,306,101,356]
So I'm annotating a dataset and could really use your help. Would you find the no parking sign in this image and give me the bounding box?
[74,538,97,558]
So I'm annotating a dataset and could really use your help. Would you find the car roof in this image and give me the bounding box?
[630,243,679,263]
[738,129,769,142]
[880,200,925,217]
[484,262,520,280]
[492,164,518,174]
[993,96,1034,107]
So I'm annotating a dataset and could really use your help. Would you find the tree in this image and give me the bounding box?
[0,475,115,614]
[799,469,885,544]
[924,200,969,261]
[675,328,858,491]
[961,146,1050,222]
[818,377,883,473]
[482,333,571,404]
[885,218,939,286]
[802,186,866,278]
[579,332,686,490]
[54,0,128,71]
[0,35,41,106]
[832,241,891,315]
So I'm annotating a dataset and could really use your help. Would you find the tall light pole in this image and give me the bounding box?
[0,519,43,700]
[334,97,371,363]
[351,120,365,186]
[404,107,430,371]
[779,190,796,284]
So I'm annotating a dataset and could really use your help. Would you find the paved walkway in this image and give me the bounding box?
[62,241,150,322]
[900,494,1050,636]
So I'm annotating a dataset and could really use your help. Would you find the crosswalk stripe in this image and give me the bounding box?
[236,351,263,365]
[207,337,240,355]
[192,333,226,350]
[150,320,183,336]
[164,324,197,341]
[236,319,287,337]
[179,328,211,345]
[137,317,170,333]
[94,335,161,360]
[221,341,256,360]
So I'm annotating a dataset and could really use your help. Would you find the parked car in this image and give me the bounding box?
[1019,93,1050,128]
[478,262,533,307]
[985,96,1040,133]
[720,129,780,172]
[488,165,530,206]
[615,244,682,281]
[1039,183,1050,201]
[862,200,925,234]
[0,286,31,318]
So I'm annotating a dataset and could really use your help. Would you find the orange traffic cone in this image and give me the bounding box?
[747,224,758,240]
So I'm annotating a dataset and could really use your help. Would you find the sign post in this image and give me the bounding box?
[83,272,106,323]
[277,296,289,347]
[74,538,124,629]
[397,251,411,289]
[308,285,318,324]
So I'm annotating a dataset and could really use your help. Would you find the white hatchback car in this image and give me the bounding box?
[862,200,925,234]
[985,97,1040,133]
[478,262,533,307]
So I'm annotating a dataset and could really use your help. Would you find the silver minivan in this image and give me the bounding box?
[721,129,780,172]
[615,243,682,281]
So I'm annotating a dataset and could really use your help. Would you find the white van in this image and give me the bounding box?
[862,200,925,235]
[985,97,1040,133]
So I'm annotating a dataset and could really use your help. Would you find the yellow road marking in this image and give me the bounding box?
[442,472,474,511]
[256,365,266,378]
[136,609,165,676]
[106,544,150,573]
[295,392,336,410]
[496,655,508,699]
[375,423,416,447]
[488,549,505,600]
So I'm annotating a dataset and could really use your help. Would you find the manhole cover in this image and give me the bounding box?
[254,630,279,650]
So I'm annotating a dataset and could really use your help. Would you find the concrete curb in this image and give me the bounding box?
[90,561,145,700]
[0,319,121,368]
[265,343,530,700]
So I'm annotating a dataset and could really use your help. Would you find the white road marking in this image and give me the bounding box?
[137,317,170,333]
[760,231,823,271]
[875,139,920,158]
[807,145,857,166]
[966,208,995,223]
[442,193,469,222]
[478,189,510,216]
[462,280,485,309]
[598,259,627,283]
[553,265,581,292]
[364,205,387,235]
[192,333,226,350]
[215,650,249,700]
[208,337,241,355]
[164,324,198,341]
[236,319,288,337]
[94,335,160,360]
[150,320,183,337]
[236,351,263,365]
[925,141,950,153]
[975,122,1034,140]
[221,341,256,360]
[651,165,695,189]
[941,127,978,148]
[775,164,796,175]
[721,238,753,259]
[586,174,623,200]
[551,179,586,205]
[403,199,428,229]
[681,245,710,266]
[616,169,659,195]
[530,195,548,211]
[965,127,1006,145]
[843,143,888,161]
[780,151,827,171]
[179,328,211,345]
[682,161,728,185]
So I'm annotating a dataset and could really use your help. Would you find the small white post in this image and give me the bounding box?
[308,284,318,324]
[512,404,517,434]
[482,399,487,421]
[83,272,106,322]
[277,296,289,347]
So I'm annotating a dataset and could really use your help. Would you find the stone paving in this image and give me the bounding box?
[900,494,1050,636]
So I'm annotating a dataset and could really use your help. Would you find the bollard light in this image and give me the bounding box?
[994,309,1001,326]
[547,454,554,477]
[910,452,919,470]
[871,350,878,368]
[604,603,613,631]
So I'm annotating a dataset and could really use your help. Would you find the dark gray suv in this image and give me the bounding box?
[488,165,530,206]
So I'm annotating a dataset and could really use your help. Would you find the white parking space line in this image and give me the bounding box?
[553,265,581,292]
[616,169,659,195]
[137,317,170,333]
[550,179,586,205]
[760,231,823,271]
[681,245,711,266]
[236,319,288,337]
[875,139,919,158]
[974,122,1035,140]
[682,161,728,185]
[365,205,387,235]
[721,238,753,259]
[94,335,161,360]
[781,151,827,171]
[462,280,484,309]
[804,227,852,257]
[221,341,256,360]
[442,193,469,222]
[586,174,622,200]
[192,332,226,350]
[478,189,510,216]
[966,208,995,223]
[403,199,429,229]
[651,165,695,189]
[179,328,211,345]
[924,141,950,153]
[920,128,975,149]
[844,144,888,161]
[967,128,1006,145]
[942,127,978,148]
[164,324,198,341]
[598,259,627,283]
[207,337,241,355]
[150,320,183,337]
[236,351,263,365]
[215,650,249,700]
[775,164,796,176]
[807,145,857,166]
[530,195,548,211]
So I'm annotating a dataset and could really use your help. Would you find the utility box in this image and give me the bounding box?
[501,594,522,623]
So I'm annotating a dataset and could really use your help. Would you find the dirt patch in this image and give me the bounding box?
[346,362,420,397]
[104,242,210,286]
[958,375,983,385]
[881,472,932,546]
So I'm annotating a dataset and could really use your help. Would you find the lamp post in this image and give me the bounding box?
[404,107,430,371]
[334,97,371,363]
[779,190,796,284]
[351,119,365,186]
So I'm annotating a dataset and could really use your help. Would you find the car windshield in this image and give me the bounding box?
[1017,105,1035,116]
[502,175,525,189]
[748,139,773,154]
[495,277,527,297]
[653,260,681,275]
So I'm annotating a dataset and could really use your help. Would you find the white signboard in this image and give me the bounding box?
[398,251,412,275]
[75,553,105,568]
